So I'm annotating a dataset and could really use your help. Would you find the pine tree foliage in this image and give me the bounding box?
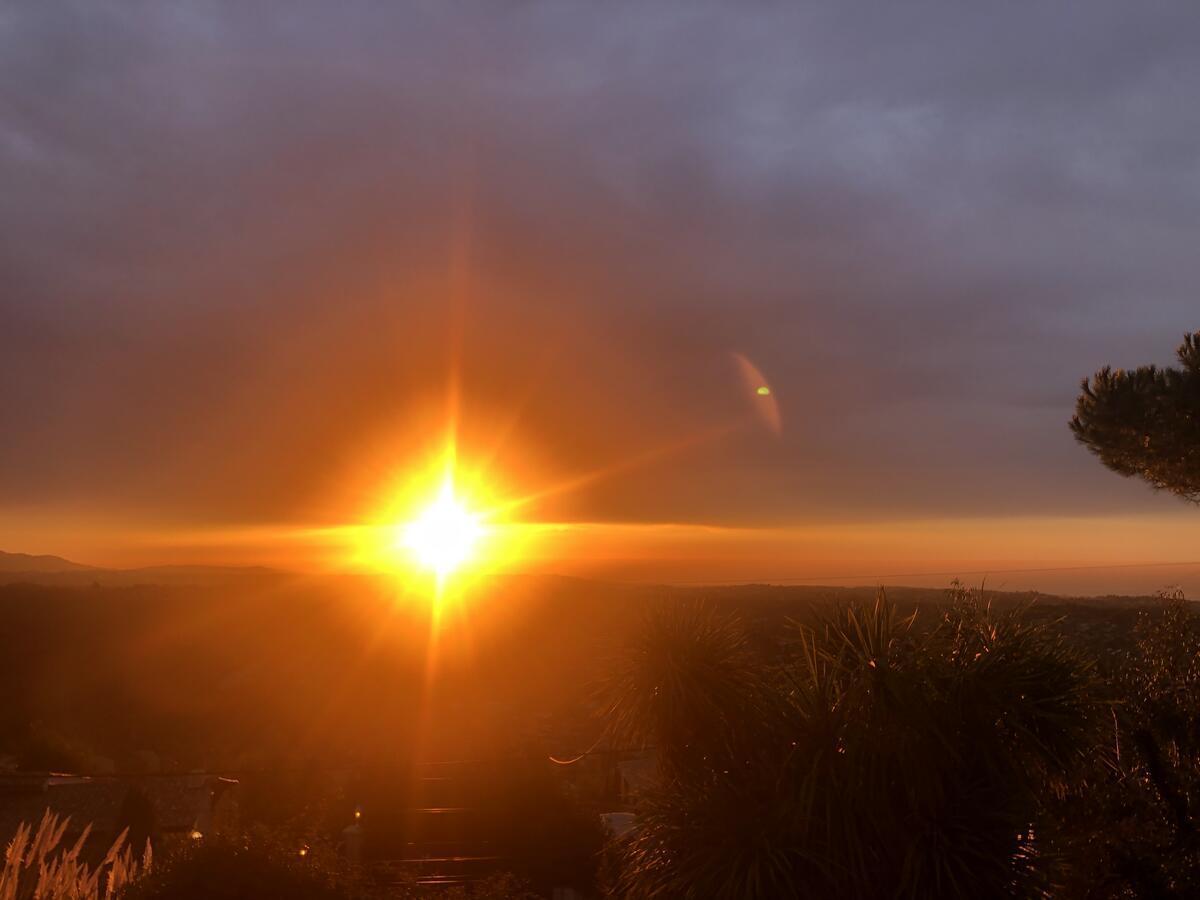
[1071,332,1200,501]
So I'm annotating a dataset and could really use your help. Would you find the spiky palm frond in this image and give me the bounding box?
[616,769,814,900]
[608,590,1100,899]
[602,602,776,778]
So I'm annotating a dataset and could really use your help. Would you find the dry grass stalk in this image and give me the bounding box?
[0,811,151,900]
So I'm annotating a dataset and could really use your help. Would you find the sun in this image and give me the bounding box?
[398,479,486,579]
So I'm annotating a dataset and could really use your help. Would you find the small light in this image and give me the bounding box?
[756,386,771,396]
[189,830,203,841]
[354,808,362,820]
[298,845,309,858]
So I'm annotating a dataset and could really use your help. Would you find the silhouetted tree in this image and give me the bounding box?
[605,590,1100,899]
[1071,332,1200,501]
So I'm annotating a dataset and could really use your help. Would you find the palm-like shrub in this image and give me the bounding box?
[604,602,797,897]
[607,590,1099,899]
[602,603,774,779]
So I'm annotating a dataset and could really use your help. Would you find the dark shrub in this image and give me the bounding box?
[1051,589,1200,897]
[607,590,1100,899]
[117,834,359,900]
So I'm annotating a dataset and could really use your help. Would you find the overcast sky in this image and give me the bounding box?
[3,3,1200,577]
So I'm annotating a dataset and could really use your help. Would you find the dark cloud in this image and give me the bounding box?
[3,2,1199,528]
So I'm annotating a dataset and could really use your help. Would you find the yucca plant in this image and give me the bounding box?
[603,602,800,899]
[601,602,777,780]
[0,812,150,900]
[607,589,1101,899]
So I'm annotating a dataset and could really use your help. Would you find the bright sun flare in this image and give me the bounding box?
[399,480,485,579]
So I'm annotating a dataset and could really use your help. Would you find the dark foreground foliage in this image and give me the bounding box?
[606,588,1200,899]
[1052,589,1200,898]
[116,834,361,900]
[606,588,1103,899]
[115,833,540,900]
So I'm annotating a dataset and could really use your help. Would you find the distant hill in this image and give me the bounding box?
[0,550,1174,601]
[0,551,96,573]
[0,552,286,587]
[111,564,287,587]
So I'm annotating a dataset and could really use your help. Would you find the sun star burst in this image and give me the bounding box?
[399,479,485,579]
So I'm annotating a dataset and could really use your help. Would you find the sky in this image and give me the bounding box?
[3,3,1200,591]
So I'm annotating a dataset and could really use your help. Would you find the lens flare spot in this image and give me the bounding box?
[732,351,782,435]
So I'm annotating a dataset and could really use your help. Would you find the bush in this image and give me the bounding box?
[114,832,541,900]
[13,721,113,773]
[116,834,357,900]
[1050,588,1200,897]
[606,589,1101,899]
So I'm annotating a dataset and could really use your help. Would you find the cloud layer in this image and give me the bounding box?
[3,2,1200,543]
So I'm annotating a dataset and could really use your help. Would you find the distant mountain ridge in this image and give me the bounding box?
[0,551,96,573]
[0,551,1176,602]
[0,551,286,587]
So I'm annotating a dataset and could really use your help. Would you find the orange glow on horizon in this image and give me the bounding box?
[6,510,1200,598]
